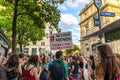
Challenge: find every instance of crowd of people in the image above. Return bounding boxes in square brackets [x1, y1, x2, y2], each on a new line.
[0, 44, 120, 80]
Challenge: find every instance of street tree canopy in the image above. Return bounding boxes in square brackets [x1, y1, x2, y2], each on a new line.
[0, 0, 66, 53]
[64, 44, 80, 55]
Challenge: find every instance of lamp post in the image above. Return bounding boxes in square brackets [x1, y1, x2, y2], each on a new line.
[49, 24, 53, 56]
[94, 0, 105, 43]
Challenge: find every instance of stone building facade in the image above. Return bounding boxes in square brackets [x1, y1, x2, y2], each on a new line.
[80, 0, 120, 56]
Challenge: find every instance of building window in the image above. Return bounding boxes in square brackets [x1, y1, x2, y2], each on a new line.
[85, 26, 89, 35]
[105, 29, 120, 42]
[84, 12, 87, 18]
[41, 42, 45, 46]
[32, 48, 37, 54]
[24, 48, 29, 54]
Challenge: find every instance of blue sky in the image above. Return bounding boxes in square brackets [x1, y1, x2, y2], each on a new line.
[58, 0, 91, 45]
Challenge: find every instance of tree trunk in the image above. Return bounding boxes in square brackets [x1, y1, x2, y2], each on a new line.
[12, 0, 19, 53]
[19, 43, 23, 53]
[18, 34, 23, 53]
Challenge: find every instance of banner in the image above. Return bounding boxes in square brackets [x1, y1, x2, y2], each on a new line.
[50, 31, 73, 50]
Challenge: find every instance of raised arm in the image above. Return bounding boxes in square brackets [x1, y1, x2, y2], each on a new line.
[83, 55, 91, 62]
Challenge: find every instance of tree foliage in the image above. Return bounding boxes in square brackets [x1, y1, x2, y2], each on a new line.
[0, 0, 66, 53]
[64, 44, 80, 55]
[16, 15, 45, 52]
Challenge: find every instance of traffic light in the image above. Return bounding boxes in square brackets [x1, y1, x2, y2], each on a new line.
[93, 16, 100, 26]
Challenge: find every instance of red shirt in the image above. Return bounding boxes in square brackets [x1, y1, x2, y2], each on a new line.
[23, 67, 35, 80]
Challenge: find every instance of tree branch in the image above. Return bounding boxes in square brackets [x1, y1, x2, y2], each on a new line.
[17, 12, 34, 18]
[17, 13, 29, 16]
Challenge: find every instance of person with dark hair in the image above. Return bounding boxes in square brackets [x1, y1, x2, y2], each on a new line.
[70, 56, 79, 80]
[40, 56, 49, 80]
[18, 53, 25, 80]
[83, 55, 95, 80]
[18, 53, 25, 67]
[6, 53, 20, 80]
[47, 50, 69, 80]
[0, 57, 8, 80]
[96, 44, 120, 80]
[78, 55, 84, 80]
[52, 55, 56, 61]
[23, 54, 42, 80]
[55, 50, 63, 59]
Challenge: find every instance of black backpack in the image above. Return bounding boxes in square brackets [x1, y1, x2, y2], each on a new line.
[51, 61, 65, 80]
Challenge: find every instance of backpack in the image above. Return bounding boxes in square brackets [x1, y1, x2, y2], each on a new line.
[51, 61, 65, 80]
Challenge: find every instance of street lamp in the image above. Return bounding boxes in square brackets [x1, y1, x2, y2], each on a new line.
[49, 25, 53, 56]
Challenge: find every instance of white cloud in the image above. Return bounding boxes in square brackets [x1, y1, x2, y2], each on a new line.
[72, 31, 80, 45]
[59, 5, 67, 10]
[72, 32, 80, 39]
[66, 0, 91, 8]
[58, 0, 91, 44]
[59, 13, 80, 44]
[60, 13, 79, 27]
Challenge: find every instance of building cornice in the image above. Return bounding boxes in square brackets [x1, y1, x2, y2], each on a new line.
[79, 1, 93, 15]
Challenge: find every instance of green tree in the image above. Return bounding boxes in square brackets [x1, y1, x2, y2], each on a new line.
[64, 44, 80, 55]
[56, 27, 62, 33]
[16, 15, 45, 52]
[0, 0, 66, 53]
